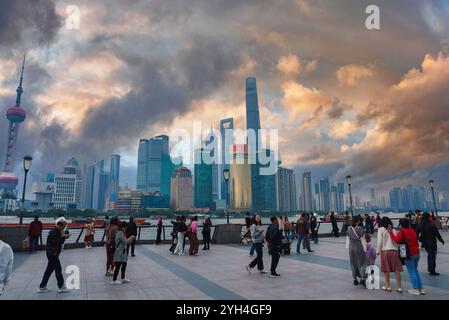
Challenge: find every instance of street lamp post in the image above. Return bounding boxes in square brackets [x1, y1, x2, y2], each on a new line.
[429, 180, 438, 216]
[223, 168, 230, 224]
[346, 175, 354, 219]
[20, 155, 33, 225]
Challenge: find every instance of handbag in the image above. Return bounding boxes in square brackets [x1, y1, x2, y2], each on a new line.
[397, 230, 409, 260]
[22, 237, 29, 250]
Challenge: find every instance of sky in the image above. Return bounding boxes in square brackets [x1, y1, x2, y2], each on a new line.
[1, 0, 449, 199]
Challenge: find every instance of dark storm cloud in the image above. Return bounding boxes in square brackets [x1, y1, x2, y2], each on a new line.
[0, 0, 62, 51]
[75, 34, 241, 159]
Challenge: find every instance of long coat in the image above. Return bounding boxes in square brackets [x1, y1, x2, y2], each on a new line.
[113, 230, 134, 263]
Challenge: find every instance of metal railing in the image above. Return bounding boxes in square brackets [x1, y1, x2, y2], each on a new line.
[34, 217, 408, 249]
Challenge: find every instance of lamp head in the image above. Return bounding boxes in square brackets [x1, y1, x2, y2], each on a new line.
[429, 180, 434, 188]
[23, 156, 33, 172]
[346, 175, 352, 185]
[223, 168, 230, 181]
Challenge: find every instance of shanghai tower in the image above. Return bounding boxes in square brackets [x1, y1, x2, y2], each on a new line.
[0, 57, 27, 197]
[245, 77, 263, 211]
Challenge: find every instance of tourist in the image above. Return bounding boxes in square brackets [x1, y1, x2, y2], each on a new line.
[202, 216, 212, 250]
[364, 214, 374, 235]
[37, 220, 71, 293]
[374, 212, 381, 230]
[295, 213, 314, 254]
[330, 212, 339, 237]
[376, 217, 403, 292]
[156, 216, 163, 245]
[284, 217, 292, 242]
[278, 216, 284, 238]
[341, 212, 350, 236]
[105, 216, 119, 276]
[169, 216, 180, 254]
[310, 215, 318, 244]
[174, 216, 188, 256]
[248, 214, 257, 257]
[245, 212, 252, 230]
[388, 218, 425, 295]
[347, 215, 368, 287]
[104, 215, 110, 229]
[417, 212, 445, 276]
[188, 216, 199, 256]
[365, 234, 376, 266]
[0, 240, 13, 296]
[28, 215, 43, 253]
[126, 216, 138, 257]
[245, 214, 266, 274]
[265, 216, 283, 278]
[84, 218, 95, 249]
[111, 221, 136, 285]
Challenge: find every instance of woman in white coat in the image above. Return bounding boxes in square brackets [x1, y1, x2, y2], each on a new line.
[0, 240, 14, 296]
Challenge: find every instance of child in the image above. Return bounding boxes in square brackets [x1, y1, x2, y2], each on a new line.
[365, 234, 376, 266]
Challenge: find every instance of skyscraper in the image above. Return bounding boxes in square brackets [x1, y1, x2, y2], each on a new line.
[337, 182, 345, 212]
[389, 187, 401, 212]
[319, 178, 330, 212]
[276, 167, 297, 212]
[53, 158, 83, 209]
[301, 172, 313, 212]
[314, 182, 320, 211]
[170, 167, 193, 211]
[230, 144, 252, 211]
[109, 155, 120, 192]
[219, 118, 234, 200]
[83, 160, 106, 210]
[245, 77, 274, 211]
[194, 148, 213, 208]
[0, 57, 27, 198]
[330, 186, 338, 211]
[136, 135, 174, 195]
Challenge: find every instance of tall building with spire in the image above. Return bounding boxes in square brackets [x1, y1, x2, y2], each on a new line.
[0, 56, 27, 198]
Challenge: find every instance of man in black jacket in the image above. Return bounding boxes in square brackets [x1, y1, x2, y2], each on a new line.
[417, 212, 445, 276]
[126, 216, 138, 257]
[38, 220, 70, 293]
[265, 216, 283, 278]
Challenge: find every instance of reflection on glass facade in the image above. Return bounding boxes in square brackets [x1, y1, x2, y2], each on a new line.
[230, 144, 252, 211]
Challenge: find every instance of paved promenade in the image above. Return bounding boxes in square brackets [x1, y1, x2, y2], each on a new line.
[1, 232, 448, 300]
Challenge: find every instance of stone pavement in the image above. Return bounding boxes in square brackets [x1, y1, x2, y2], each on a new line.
[1, 231, 448, 300]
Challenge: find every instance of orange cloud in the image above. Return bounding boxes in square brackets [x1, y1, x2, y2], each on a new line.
[336, 64, 375, 86]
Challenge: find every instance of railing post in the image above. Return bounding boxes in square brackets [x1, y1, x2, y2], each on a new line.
[138, 226, 141, 241]
[163, 226, 166, 241]
[76, 227, 84, 244]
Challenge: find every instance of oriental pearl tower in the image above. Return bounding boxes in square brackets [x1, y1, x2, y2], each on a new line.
[0, 56, 27, 198]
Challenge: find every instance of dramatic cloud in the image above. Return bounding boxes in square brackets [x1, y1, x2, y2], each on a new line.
[336, 53, 449, 186]
[277, 54, 301, 77]
[336, 64, 375, 86]
[0, 0, 61, 51]
[1, 0, 449, 197]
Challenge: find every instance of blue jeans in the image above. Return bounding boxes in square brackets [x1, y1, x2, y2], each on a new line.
[296, 234, 311, 253]
[249, 243, 256, 256]
[405, 255, 422, 289]
[284, 230, 291, 242]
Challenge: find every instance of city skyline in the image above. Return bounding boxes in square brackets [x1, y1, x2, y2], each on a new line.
[1, 1, 449, 202]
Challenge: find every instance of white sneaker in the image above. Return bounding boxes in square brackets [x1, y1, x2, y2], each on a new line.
[110, 280, 122, 285]
[37, 287, 51, 293]
[57, 286, 70, 293]
[420, 289, 426, 295]
[121, 278, 130, 284]
[408, 289, 421, 296]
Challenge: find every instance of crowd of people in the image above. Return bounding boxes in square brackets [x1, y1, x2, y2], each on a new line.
[346, 211, 445, 296]
[0, 210, 446, 297]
